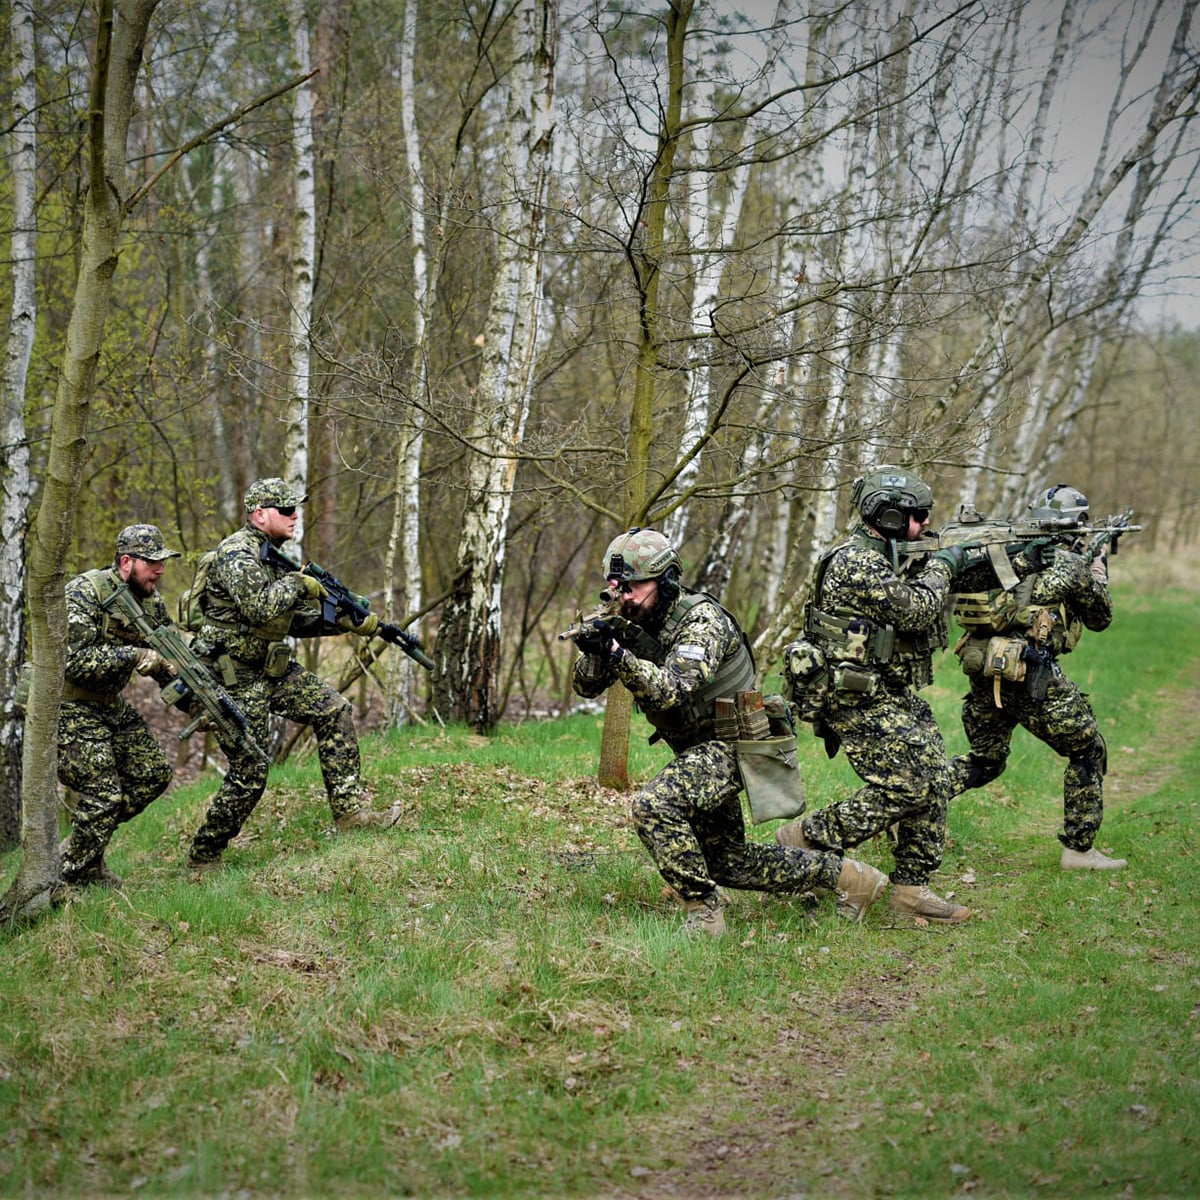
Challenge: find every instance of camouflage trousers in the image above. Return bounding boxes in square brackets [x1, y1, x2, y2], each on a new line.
[804, 688, 952, 886]
[631, 738, 841, 904]
[189, 659, 363, 862]
[58, 698, 173, 879]
[951, 672, 1107, 852]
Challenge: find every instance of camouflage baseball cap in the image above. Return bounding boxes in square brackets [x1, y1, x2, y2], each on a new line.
[115, 524, 181, 561]
[243, 477, 308, 512]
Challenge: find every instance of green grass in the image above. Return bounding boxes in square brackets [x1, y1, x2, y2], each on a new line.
[2, 571, 1198, 1198]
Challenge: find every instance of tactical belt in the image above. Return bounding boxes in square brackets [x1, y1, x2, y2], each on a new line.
[62, 682, 120, 704]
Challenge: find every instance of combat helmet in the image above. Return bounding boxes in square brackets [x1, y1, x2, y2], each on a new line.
[851, 465, 934, 537]
[602, 529, 681, 583]
[1029, 483, 1089, 528]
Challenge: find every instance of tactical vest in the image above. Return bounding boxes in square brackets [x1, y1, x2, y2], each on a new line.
[635, 590, 757, 748]
[953, 576, 1082, 656]
[803, 533, 944, 674]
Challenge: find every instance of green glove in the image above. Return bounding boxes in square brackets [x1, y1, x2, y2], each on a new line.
[932, 542, 987, 576]
[292, 572, 328, 601]
[338, 612, 380, 637]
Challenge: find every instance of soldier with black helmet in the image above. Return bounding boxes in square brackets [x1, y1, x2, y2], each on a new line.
[185, 478, 400, 872]
[571, 528, 889, 938]
[949, 483, 1125, 870]
[776, 465, 977, 924]
[57, 524, 183, 888]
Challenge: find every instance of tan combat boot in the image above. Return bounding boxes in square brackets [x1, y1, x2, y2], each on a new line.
[775, 818, 813, 849]
[835, 859, 888, 922]
[1061, 846, 1127, 871]
[335, 802, 403, 833]
[683, 895, 727, 938]
[888, 884, 970, 924]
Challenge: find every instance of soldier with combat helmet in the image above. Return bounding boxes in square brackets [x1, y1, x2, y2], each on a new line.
[776, 465, 979, 924]
[571, 528, 889, 938]
[949, 484, 1125, 870]
[58, 524, 183, 889]
[186, 478, 400, 872]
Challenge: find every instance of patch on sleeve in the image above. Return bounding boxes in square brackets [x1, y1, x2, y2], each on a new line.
[882, 579, 914, 610]
[674, 643, 706, 663]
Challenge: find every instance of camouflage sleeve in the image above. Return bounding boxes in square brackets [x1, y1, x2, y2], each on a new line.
[64, 575, 138, 692]
[613, 601, 734, 711]
[572, 651, 619, 699]
[210, 538, 308, 628]
[1032, 550, 1113, 632]
[822, 542, 951, 634]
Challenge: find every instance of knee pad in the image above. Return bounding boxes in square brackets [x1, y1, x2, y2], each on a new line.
[962, 754, 1004, 791]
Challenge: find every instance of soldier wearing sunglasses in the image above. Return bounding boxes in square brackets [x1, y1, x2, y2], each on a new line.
[186, 478, 400, 873]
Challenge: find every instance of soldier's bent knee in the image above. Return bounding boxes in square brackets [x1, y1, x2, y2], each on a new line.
[962, 754, 1004, 790]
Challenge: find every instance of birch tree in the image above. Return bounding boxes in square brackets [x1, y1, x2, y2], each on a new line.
[2, 0, 162, 922]
[432, 0, 560, 731]
[0, 0, 38, 850]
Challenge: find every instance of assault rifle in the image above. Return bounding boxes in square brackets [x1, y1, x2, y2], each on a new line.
[558, 589, 666, 664]
[260, 543, 435, 671]
[902, 504, 1141, 588]
[98, 583, 268, 763]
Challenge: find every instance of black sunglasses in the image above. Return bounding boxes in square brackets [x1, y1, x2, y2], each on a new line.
[273, 505, 298, 517]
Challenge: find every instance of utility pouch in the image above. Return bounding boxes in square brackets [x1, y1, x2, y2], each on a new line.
[982, 637, 1027, 683]
[831, 664, 878, 697]
[782, 639, 828, 723]
[12, 661, 33, 715]
[263, 640, 292, 679]
[955, 634, 990, 677]
[1025, 658, 1052, 702]
[737, 734, 805, 824]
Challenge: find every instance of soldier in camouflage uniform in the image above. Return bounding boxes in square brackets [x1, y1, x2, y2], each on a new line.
[186, 478, 400, 871]
[571, 529, 889, 938]
[776, 466, 978, 924]
[949, 484, 1125, 870]
[58, 525, 183, 888]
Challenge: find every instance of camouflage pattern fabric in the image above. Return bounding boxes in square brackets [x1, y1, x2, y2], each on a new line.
[951, 546, 1113, 852]
[573, 594, 841, 904]
[801, 533, 956, 886]
[58, 567, 176, 882]
[189, 660, 362, 861]
[188, 525, 364, 862]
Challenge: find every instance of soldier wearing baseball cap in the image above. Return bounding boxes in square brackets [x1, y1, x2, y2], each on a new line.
[57, 523, 185, 890]
[242, 477, 308, 512]
[186, 474, 400, 875]
[115, 524, 182, 562]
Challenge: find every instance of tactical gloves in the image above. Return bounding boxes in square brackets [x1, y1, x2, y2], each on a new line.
[575, 619, 618, 657]
[133, 647, 164, 676]
[932, 541, 987, 577]
[338, 612, 380, 637]
[292, 571, 329, 601]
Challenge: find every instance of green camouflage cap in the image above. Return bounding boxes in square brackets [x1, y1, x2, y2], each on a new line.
[115, 524, 181, 561]
[243, 477, 307, 512]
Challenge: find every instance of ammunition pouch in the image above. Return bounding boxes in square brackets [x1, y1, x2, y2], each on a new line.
[829, 663, 879, 698]
[807, 606, 895, 665]
[263, 640, 292, 679]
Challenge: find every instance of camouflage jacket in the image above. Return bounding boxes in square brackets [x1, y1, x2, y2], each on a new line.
[197, 525, 330, 667]
[806, 528, 954, 691]
[1005, 543, 1113, 652]
[572, 590, 755, 746]
[64, 567, 173, 699]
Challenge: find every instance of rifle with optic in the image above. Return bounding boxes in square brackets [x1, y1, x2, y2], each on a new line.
[260, 543, 435, 671]
[98, 582, 268, 763]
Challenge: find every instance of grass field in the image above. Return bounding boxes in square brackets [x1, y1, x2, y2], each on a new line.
[2, 565, 1197, 1198]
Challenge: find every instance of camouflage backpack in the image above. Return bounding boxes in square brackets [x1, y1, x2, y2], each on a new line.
[177, 550, 217, 632]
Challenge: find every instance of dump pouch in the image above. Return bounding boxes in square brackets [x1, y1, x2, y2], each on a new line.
[737, 734, 806, 824]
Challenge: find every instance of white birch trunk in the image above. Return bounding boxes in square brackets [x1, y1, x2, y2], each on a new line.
[283, 0, 315, 549]
[432, 0, 558, 730]
[0, 0, 38, 846]
[383, 0, 434, 725]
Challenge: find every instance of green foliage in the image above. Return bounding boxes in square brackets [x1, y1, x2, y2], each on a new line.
[0, 581, 1197, 1196]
